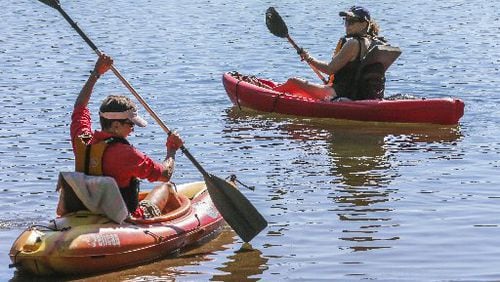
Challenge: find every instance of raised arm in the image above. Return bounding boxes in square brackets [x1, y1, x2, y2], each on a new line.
[74, 54, 113, 108]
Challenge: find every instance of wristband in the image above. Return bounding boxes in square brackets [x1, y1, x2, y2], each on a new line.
[89, 70, 101, 79]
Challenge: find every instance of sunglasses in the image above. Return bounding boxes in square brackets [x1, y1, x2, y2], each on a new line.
[120, 120, 135, 127]
[344, 17, 364, 25]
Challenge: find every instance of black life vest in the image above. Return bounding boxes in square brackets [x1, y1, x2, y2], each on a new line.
[333, 35, 370, 100]
[333, 35, 400, 100]
[353, 41, 402, 100]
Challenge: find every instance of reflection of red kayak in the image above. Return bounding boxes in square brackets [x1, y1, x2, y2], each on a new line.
[9, 182, 225, 276]
[222, 72, 465, 125]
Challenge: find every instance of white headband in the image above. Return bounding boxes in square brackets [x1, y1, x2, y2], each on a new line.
[99, 109, 148, 127]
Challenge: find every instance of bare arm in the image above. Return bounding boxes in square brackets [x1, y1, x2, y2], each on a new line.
[74, 71, 100, 108]
[74, 54, 114, 108]
[302, 39, 360, 75]
[157, 132, 183, 182]
[158, 148, 177, 181]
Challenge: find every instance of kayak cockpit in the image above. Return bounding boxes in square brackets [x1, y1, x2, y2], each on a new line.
[56, 172, 208, 224]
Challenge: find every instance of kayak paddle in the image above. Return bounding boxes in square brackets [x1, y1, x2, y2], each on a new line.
[265, 7, 328, 84]
[38, 0, 267, 243]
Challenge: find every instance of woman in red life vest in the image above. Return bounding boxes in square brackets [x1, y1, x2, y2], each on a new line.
[70, 54, 183, 218]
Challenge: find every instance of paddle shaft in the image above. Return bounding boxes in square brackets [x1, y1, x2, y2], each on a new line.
[39, 0, 267, 242]
[286, 35, 328, 84]
[53, 4, 208, 176]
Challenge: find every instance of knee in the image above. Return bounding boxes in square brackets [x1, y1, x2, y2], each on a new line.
[143, 183, 172, 211]
[287, 77, 307, 86]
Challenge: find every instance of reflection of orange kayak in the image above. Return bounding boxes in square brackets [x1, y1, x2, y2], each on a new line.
[9, 182, 224, 276]
[222, 72, 465, 125]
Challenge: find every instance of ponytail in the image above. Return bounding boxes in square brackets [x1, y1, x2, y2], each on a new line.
[368, 19, 380, 37]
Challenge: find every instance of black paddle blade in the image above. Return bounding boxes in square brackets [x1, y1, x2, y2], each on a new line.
[204, 174, 267, 242]
[266, 7, 288, 38]
[38, 0, 60, 9]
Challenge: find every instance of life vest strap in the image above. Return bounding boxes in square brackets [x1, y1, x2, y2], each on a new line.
[75, 136, 129, 176]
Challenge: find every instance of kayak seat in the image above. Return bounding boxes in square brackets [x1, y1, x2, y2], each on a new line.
[352, 45, 402, 100]
[56, 172, 132, 224]
[57, 174, 88, 214]
[361, 45, 402, 73]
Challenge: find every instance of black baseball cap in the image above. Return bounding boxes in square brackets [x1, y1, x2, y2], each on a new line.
[339, 6, 371, 21]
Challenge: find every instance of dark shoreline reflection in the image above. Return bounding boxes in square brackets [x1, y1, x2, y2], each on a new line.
[223, 107, 463, 252]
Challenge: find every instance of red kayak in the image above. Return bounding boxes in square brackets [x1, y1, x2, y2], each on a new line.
[9, 181, 225, 275]
[222, 72, 464, 125]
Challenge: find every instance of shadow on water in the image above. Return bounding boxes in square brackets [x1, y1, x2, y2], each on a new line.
[223, 107, 463, 252]
[212, 243, 268, 282]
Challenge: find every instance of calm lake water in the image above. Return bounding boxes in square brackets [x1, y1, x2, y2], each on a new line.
[2, 0, 500, 281]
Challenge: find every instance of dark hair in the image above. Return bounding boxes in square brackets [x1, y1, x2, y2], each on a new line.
[99, 95, 137, 129]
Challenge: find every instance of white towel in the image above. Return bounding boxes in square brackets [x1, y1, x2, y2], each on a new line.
[56, 172, 128, 224]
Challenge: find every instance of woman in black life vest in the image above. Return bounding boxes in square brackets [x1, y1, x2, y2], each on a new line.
[274, 6, 380, 101]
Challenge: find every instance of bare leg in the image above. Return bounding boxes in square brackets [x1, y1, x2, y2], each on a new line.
[274, 77, 336, 100]
[142, 183, 173, 213]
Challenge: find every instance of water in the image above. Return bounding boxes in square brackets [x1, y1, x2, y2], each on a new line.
[1, 0, 500, 280]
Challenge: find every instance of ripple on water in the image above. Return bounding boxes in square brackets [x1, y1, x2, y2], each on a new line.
[2, 0, 500, 280]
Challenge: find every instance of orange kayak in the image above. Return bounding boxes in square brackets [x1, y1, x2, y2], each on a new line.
[222, 72, 465, 125]
[9, 181, 225, 276]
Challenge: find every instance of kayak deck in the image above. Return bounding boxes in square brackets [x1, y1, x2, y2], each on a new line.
[9, 181, 225, 276]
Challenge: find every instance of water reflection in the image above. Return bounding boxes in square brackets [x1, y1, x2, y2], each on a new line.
[212, 243, 268, 281]
[223, 108, 462, 252]
[282, 122, 393, 187]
